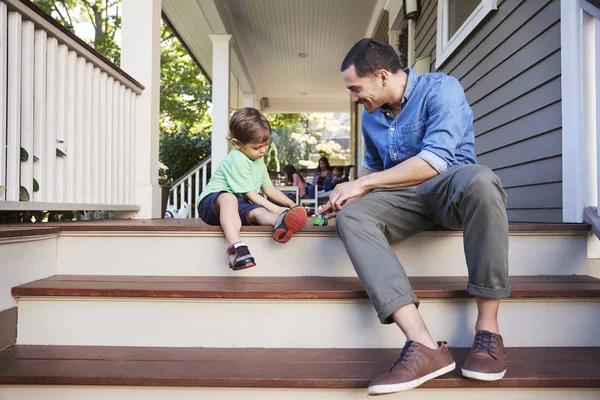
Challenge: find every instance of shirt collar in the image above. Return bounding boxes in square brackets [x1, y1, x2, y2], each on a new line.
[379, 68, 418, 117]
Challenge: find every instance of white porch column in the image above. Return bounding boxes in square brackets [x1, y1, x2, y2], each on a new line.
[210, 35, 231, 175]
[243, 93, 256, 108]
[121, 0, 162, 218]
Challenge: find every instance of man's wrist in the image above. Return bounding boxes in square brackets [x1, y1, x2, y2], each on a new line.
[358, 174, 374, 191]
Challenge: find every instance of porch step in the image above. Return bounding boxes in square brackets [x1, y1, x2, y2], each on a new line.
[0, 345, 599, 390]
[12, 275, 600, 299]
[42, 221, 596, 277]
[12, 275, 600, 348]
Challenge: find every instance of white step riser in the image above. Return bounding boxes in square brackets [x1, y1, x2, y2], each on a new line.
[0, 387, 598, 400]
[16, 298, 600, 348]
[56, 233, 594, 277]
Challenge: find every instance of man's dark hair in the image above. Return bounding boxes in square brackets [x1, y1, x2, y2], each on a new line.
[341, 38, 401, 77]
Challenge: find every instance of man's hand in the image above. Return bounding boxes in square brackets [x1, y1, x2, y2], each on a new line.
[318, 180, 369, 218]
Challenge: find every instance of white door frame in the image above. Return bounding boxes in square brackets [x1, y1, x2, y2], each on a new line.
[561, 0, 599, 222]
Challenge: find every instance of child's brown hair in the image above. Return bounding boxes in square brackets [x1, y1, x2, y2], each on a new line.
[229, 107, 272, 144]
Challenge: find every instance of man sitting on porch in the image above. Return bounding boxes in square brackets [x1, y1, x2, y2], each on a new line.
[318, 38, 510, 395]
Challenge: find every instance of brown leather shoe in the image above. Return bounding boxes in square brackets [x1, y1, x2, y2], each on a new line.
[461, 330, 507, 381]
[367, 341, 455, 395]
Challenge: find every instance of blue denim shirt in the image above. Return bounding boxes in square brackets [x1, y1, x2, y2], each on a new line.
[362, 68, 477, 174]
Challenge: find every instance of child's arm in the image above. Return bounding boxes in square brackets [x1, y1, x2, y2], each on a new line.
[262, 185, 297, 208]
[245, 190, 289, 214]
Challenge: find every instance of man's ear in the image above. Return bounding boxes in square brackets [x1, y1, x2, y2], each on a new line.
[378, 70, 389, 87]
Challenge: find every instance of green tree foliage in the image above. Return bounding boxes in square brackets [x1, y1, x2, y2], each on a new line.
[159, 131, 210, 183]
[34, 0, 121, 65]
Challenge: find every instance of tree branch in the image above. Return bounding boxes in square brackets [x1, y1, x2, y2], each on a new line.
[57, 1, 75, 28]
[81, 0, 97, 30]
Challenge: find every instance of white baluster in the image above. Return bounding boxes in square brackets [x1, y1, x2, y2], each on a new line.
[202, 165, 207, 190]
[65, 51, 76, 203]
[91, 67, 100, 204]
[187, 176, 192, 212]
[118, 86, 125, 204]
[0, 3, 6, 201]
[173, 185, 178, 209]
[74, 56, 85, 203]
[180, 182, 186, 211]
[123, 89, 131, 204]
[55, 44, 67, 203]
[44, 37, 57, 202]
[20, 21, 34, 202]
[98, 72, 107, 204]
[105, 76, 114, 204]
[112, 80, 119, 204]
[6, 12, 22, 202]
[32, 30, 46, 202]
[129, 92, 136, 204]
[195, 170, 200, 217]
[82, 62, 92, 204]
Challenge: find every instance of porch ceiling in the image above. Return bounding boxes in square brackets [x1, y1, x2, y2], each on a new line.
[162, 0, 379, 113]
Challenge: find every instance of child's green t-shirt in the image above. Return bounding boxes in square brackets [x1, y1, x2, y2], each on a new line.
[197, 148, 272, 206]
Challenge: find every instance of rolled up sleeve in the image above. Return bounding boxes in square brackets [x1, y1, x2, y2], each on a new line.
[416, 78, 474, 174]
[363, 126, 384, 172]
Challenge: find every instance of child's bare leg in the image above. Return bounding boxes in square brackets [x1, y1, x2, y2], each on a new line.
[247, 207, 279, 227]
[215, 193, 242, 245]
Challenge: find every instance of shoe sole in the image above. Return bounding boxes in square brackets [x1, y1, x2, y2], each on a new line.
[229, 260, 256, 271]
[461, 367, 506, 381]
[273, 207, 307, 243]
[367, 362, 456, 396]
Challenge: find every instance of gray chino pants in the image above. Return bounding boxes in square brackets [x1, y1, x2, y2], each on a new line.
[336, 164, 510, 324]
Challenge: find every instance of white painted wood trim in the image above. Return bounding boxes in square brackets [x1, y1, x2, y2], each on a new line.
[365, 0, 388, 37]
[98, 73, 108, 205]
[82, 62, 93, 204]
[55, 44, 68, 203]
[435, 0, 498, 69]
[6, 11, 22, 202]
[111, 80, 119, 204]
[105, 77, 114, 204]
[0, 3, 6, 201]
[2, 0, 143, 94]
[210, 35, 232, 176]
[65, 51, 76, 203]
[32, 30, 47, 202]
[596, 17, 600, 217]
[91, 68, 100, 204]
[20, 20, 34, 201]
[117, 86, 126, 205]
[74, 57, 85, 203]
[561, 0, 587, 222]
[0, 202, 140, 211]
[44, 37, 57, 202]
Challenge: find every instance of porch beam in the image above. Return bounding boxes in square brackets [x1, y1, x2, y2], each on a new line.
[210, 35, 232, 176]
[121, 0, 162, 218]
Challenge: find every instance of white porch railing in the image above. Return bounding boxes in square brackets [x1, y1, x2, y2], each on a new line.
[168, 156, 211, 218]
[0, 0, 143, 212]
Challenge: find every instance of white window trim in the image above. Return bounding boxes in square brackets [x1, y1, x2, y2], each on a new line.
[435, 0, 498, 69]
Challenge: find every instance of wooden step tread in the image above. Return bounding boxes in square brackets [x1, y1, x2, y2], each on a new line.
[12, 275, 600, 299]
[0, 221, 590, 238]
[0, 345, 598, 388]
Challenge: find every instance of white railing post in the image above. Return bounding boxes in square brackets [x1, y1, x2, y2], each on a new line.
[6, 11, 22, 202]
[20, 20, 34, 201]
[0, 3, 6, 201]
[55, 44, 67, 203]
[44, 37, 57, 202]
[65, 50, 76, 203]
[32, 29, 46, 202]
[121, 0, 162, 218]
[210, 35, 231, 176]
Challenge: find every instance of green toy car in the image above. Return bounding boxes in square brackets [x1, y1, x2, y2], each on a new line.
[313, 214, 328, 226]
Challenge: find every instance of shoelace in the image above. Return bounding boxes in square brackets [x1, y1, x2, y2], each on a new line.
[390, 341, 417, 370]
[474, 331, 496, 353]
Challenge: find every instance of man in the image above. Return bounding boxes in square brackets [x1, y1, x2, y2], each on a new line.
[318, 38, 510, 395]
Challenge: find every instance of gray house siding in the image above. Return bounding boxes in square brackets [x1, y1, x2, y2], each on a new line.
[415, 0, 562, 222]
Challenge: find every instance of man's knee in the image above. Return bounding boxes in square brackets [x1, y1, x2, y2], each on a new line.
[335, 204, 363, 234]
[464, 167, 506, 205]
